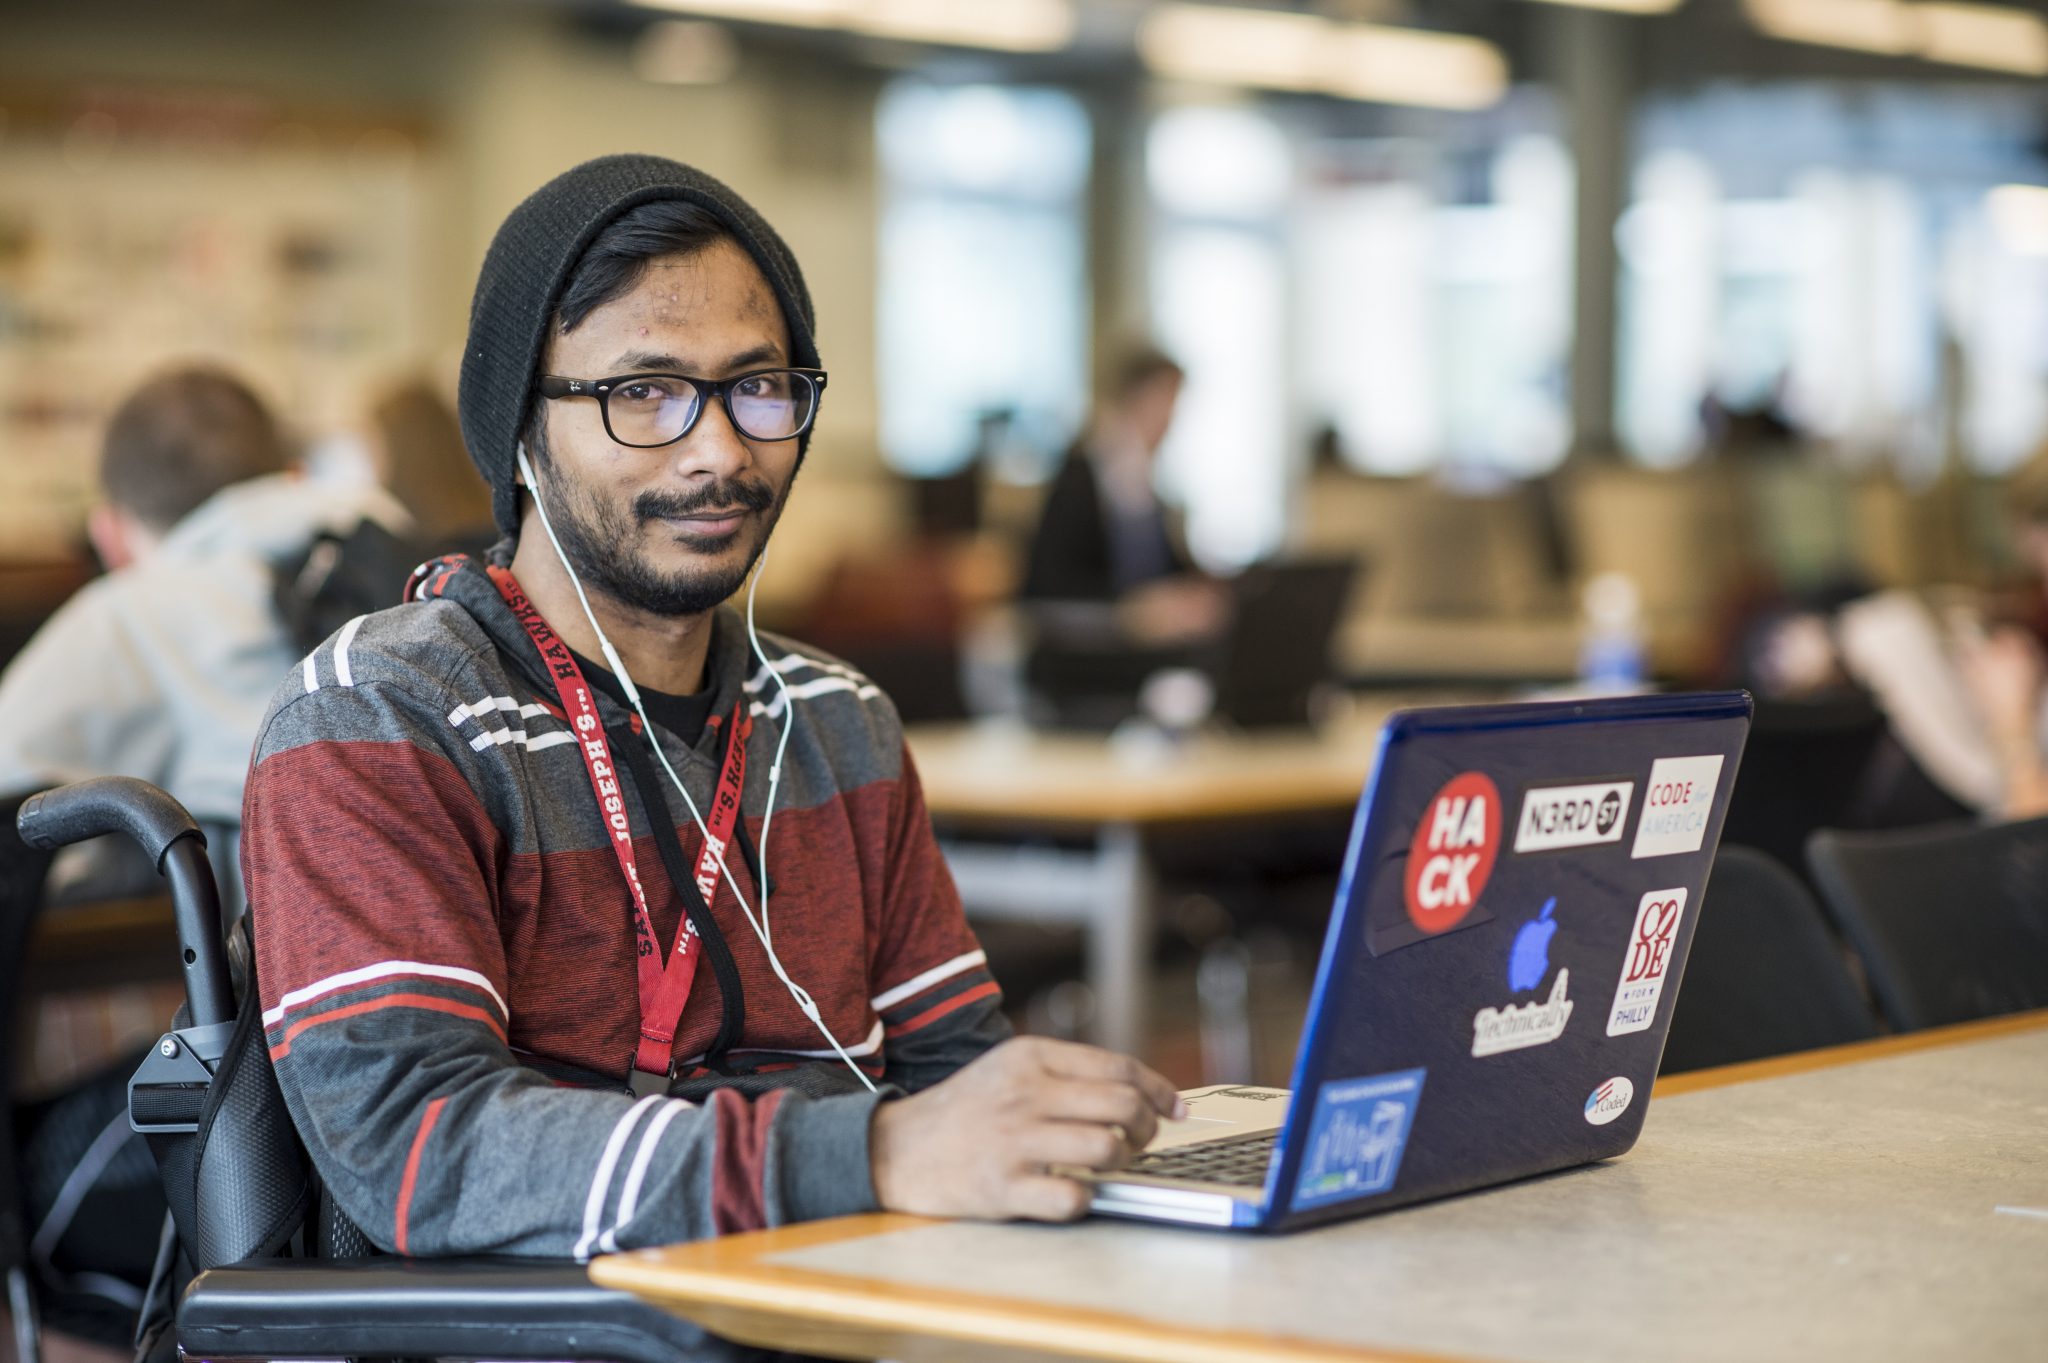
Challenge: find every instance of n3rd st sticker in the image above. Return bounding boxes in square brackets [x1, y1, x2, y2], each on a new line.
[1631, 755, 1725, 859]
[1605, 887, 1687, 1036]
[1292, 1068, 1425, 1211]
[1513, 781, 1633, 854]
[1403, 772, 1501, 936]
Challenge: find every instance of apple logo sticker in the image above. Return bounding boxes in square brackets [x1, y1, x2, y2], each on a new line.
[1508, 896, 1558, 992]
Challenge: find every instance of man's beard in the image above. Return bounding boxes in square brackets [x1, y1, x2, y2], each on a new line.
[530, 428, 790, 618]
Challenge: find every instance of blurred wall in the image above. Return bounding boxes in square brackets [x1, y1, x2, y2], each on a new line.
[0, 0, 889, 482]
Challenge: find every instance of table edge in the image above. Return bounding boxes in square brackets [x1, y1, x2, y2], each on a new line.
[591, 1009, 2048, 1363]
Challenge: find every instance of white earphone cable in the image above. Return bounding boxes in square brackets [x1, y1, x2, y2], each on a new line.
[742, 546, 796, 950]
[516, 445, 875, 1092]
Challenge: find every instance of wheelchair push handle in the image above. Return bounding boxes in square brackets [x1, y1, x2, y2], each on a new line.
[18, 774, 202, 863]
[16, 776, 234, 1028]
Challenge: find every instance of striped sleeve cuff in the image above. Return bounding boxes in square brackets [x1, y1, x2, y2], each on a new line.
[872, 949, 1002, 1038]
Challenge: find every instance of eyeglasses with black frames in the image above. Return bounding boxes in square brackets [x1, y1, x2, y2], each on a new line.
[536, 368, 828, 448]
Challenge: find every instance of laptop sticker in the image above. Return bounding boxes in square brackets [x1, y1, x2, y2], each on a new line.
[1605, 887, 1688, 1036]
[1630, 755, 1725, 858]
[1370, 771, 1503, 956]
[1584, 1075, 1635, 1125]
[1471, 897, 1575, 1057]
[1406, 771, 1500, 930]
[1292, 1068, 1425, 1211]
[1513, 780, 1634, 854]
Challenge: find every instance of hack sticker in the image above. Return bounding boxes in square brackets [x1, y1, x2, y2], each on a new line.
[1403, 771, 1501, 934]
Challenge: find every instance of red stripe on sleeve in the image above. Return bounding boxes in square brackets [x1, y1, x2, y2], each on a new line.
[394, 1096, 449, 1255]
[709, 1088, 787, 1236]
[891, 979, 1001, 1037]
[268, 993, 506, 1061]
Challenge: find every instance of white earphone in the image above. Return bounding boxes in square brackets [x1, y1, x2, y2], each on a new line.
[517, 443, 876, 1093]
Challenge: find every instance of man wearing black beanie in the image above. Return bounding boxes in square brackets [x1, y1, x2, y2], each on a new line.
[238, 154, 1181, 1275]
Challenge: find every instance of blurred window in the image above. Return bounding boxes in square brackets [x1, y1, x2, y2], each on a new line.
[1620, 84, 2048, 474]
[1302, 132, 1573, 479]
[876, 82, 1091, 475]
[1149, 104, 1573, 568]
[1148, 104, 1293, 569]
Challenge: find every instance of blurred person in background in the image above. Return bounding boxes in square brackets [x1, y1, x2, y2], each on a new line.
[0, 363, 399, 897]
[1019, 344, 1224, 645]
[1832, 450, 2048, 823]
[365, 374, 500, 559]
[1955, 446, 2048, 819]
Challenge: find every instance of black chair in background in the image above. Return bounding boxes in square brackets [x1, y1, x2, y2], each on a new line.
[3, 790, 57, 1363]
[1660, 845, 1881, 1075]
[1807, 816, 2048, 1032]
[1717, 696, 1887, 885]
[15, 777, 720, 1363]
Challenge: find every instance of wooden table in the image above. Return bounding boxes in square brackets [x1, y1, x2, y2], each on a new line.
[591, 1012, 2048, 1363]
[905, 699, 1452, 1056]
[24, 894, 179, 992]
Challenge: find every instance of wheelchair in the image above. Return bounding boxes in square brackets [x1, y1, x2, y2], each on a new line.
[11, 776, 743, 1363]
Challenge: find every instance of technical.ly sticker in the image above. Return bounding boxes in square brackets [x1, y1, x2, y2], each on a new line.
[1471, 897, 1574, 1057]
[1291, 1068, 1425, 1211]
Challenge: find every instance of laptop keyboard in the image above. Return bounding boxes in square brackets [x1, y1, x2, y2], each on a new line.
[1124, 1130, 1279, 1187]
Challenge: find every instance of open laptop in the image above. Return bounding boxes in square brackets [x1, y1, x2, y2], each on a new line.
[1208, 557, 1357, 729]
[1029, 556, 1359, 730]
[1083, 691, 1753, 1232]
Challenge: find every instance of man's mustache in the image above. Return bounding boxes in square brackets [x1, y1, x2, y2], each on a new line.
[634, 478, 775, 520]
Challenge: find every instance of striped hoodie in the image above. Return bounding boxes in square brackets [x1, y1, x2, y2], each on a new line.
[241, 550, 1007, 1259]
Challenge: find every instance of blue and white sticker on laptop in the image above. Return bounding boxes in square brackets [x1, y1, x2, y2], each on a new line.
[1291, 1068, 1425, 1211]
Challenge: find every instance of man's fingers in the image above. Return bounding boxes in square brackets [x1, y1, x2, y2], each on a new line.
[1034, 1078, 1161, 1152]
[1023, 1119, 1136, 1172]
[1027, 1039, 1187, 1119]
[1007, 1173, 1093, 1222]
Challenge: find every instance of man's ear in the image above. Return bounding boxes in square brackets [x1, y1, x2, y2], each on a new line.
[86, 503, 153, 571]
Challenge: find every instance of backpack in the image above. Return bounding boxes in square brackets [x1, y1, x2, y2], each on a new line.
[272, 518, 422, 655]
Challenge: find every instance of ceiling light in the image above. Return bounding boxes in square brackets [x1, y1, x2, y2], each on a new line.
[860, 0, 1075, 52]
[1138, 3, 1508, 111]
[1987, 184, 2048, 257]
[1323, 26, 1510, 111]
[638, 0, 844, 28]
[1742, 0, 1920, 54]
[1516, 0, 1686, 14]
[634, 0, 1075, 52]
[1137, 5, 1327, 92]
[1915, 1, 2048, 73]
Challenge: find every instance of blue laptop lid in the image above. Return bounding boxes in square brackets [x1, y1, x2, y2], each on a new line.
[1263, 691, 1752, 1231]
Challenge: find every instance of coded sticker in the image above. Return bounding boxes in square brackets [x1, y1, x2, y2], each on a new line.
[1584, 1075, 1635, 1126]
[1631, 755, 1725, 859]
[1514, 781, 1634, 854]
[1291, 1068, 1425, 1211]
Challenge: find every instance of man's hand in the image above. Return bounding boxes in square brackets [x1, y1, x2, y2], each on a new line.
[869, 1036, 1186, 1222]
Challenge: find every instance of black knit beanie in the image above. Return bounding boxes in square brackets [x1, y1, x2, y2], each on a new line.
[458, 153, 822, 535]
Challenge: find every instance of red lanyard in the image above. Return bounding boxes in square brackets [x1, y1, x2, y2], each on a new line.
[487, 566, 751, 1085]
